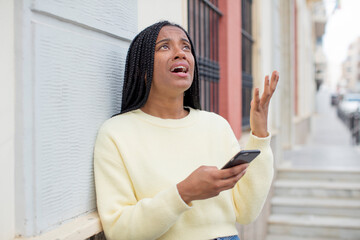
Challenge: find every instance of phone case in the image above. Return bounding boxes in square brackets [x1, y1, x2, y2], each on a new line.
[221, 150, 260, 169]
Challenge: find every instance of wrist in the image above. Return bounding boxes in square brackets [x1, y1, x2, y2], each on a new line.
[177, 182, 193, 205]
[252, 130, 269, 138]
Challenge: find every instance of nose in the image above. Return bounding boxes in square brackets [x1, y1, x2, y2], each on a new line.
[174, 46, 186, 60]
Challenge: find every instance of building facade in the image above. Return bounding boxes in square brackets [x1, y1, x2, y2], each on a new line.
[0, 0, 326, 239]
[341, 37, 360, 92]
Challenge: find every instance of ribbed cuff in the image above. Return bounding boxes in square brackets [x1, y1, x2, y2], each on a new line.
[245, 131, 272, 150]
[156, 185, 192, 221]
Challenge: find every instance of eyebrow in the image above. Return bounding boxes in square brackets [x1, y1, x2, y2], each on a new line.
[155, 38, 190, 45]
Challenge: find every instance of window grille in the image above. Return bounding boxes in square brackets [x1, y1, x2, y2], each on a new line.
[241, 0, 254, 127]
[188, 0, 222, 113]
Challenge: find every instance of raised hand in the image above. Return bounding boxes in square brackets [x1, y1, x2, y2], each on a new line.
[250, 71, 279, 138]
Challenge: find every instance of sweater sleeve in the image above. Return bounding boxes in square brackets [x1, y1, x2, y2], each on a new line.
[94, 124, 191, 240]
[232, 132, 274, 224]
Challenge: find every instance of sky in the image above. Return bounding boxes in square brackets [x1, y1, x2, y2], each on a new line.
[322, 0, 360, 89]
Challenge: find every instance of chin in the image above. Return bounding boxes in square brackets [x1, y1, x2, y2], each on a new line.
[176, 80, 193, 90]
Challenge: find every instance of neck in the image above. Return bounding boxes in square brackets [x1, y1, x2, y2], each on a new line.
[141, 94, 188, 119]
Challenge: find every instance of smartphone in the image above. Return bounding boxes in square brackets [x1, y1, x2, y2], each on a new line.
[221, 150, 261, 169]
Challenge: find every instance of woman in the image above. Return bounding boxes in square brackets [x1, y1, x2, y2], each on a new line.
[94, 21, 279, 240]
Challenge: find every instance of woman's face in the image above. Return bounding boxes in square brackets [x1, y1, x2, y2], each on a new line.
[151, 25, 195, 98]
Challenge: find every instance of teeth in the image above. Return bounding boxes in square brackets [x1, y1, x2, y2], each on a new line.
[171, 66, 186, 72]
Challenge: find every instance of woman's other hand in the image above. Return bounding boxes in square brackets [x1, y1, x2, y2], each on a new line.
[177, 164, 248, 205]
[250, 71, 279, 138]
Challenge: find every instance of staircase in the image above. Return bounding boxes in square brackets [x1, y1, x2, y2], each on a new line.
[266, 168, 360, 240]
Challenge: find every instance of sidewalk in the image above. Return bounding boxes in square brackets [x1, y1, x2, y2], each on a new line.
[283, 86, 360, 170]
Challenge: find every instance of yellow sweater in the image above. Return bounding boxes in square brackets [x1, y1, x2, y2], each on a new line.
[94, 108, 273, 240]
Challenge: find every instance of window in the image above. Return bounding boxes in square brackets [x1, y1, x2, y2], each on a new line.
[188, 0, 221, 113]
[241, 0, 254, 127]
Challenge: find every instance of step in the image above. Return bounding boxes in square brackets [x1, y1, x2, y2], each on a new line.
[266, 234, 339, 240]
[271, 196, 360, 217]
[268, 214, 360, 239]
[277, 167, 360, 182]
[274, 179, 360, 198]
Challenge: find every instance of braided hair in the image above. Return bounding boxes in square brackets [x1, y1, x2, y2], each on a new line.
[115, 21, 201, 116]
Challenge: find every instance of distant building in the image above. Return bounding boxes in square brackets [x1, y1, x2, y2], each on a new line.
[341, 37, 360, 92]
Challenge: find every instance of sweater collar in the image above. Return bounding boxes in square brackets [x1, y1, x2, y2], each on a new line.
[131, 107, 198, 128]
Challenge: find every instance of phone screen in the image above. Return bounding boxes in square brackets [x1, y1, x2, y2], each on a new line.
[221, 150, 260, 169]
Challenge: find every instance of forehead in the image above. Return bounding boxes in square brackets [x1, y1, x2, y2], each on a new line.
[157, 26, 189, 41]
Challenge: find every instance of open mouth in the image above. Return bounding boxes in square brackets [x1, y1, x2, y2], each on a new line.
[170, 66, 188, 73]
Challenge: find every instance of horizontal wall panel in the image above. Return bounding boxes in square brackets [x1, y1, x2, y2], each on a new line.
[33, 0, 137, 40]
[33, 22, 126, 233]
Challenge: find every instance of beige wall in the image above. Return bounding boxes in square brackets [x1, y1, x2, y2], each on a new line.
[0, 0, 15, 239]
[296, 0, 316, 119]
[290, 0, 317, 146]
[252, 0, 287, 163]
[280, 0, 296, 152]
[137, 0, 188, 32]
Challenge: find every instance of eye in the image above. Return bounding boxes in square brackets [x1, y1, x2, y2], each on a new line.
[159, 44, 169, 50]
[183, 44, 191, 51]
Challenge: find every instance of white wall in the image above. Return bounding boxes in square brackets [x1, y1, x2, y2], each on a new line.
[14, 0, 137, 237]
[0, 0, 15, 239]
[269, 0, 283, 164]
[271, 0, 282, 127]
[137, 0, 188, 32]
[279, 0, 296, 152]
[296, 0, 316, 118]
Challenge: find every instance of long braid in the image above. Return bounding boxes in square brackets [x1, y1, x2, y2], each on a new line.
[126, 31, 146, 108]
[183, 30, 200, 109]
[114, 21, 201, 117]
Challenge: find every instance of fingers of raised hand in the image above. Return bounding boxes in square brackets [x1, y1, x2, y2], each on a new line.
[252, 88, 261, 110]
[260, 71, 279, 106]
[261, 75, 271, 104]
[270, 70, 279, 93]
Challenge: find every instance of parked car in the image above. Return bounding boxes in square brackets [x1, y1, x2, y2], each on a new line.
[337, 93, 360, 124]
